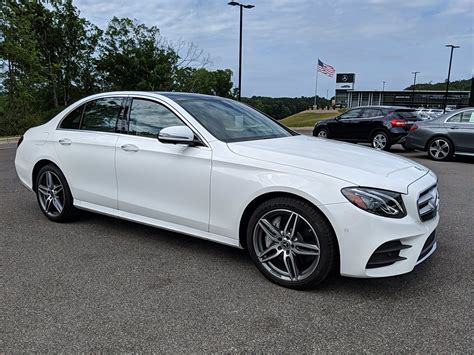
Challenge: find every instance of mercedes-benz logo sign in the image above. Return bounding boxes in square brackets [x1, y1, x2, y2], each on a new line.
[342, 75, 348, 82]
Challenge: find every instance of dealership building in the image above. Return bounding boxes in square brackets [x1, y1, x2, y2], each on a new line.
[335, 73, 471, 108]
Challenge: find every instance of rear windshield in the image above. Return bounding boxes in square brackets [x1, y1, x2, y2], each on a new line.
[392, 109, 420, 121]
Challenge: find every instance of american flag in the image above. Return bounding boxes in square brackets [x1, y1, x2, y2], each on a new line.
[317, 59, 335, 77]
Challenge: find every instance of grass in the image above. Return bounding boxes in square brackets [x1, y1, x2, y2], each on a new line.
[280, 111, 337, 128]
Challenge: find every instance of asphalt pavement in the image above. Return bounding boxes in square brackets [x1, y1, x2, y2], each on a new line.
[1, 140, 473, 352]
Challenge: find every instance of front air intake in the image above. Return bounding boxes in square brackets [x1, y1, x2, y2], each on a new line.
[366, 240, 412, 269]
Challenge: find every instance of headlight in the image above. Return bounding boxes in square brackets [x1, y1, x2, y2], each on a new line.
[341, 187, 406, 218]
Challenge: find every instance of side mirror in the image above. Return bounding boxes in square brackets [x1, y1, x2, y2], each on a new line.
[335, 116, 341, 121]
[158, 126, 195, 145]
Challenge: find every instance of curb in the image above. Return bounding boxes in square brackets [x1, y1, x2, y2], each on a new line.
[0, 136, 20, 145]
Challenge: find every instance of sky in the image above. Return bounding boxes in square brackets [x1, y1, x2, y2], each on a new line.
[75, 0, 473, 98]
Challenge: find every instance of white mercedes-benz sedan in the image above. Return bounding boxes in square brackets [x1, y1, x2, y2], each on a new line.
[15, 92, 439, 289]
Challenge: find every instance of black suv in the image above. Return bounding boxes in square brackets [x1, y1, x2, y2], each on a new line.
[313, 106, 421, 151]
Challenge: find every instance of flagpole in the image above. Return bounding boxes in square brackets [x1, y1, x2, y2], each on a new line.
[314, 62, 319, 109]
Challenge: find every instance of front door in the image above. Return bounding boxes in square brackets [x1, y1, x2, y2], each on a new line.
[331, 108, 363, 140]
[115, 97, 212, 231]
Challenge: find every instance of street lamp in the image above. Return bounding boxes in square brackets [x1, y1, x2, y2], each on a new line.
[444, 44, 460, 113]
[228, 1, 255, 101]
[411, 71, 420, 106]
[381, 81, 386, 105]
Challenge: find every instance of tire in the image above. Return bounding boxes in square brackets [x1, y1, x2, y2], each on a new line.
[371, 131, 391, 151]
[401, 142, 414, 151]
[316, 127, 329, 139]
[427, 137, 453, 161]
[246, 197, 337, 289]
[35, 164, 77, 222]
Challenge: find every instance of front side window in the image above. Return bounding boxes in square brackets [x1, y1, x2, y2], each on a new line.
[340, 109, 362, 119]
[81, 97, 124, 132]
[129, 99, 185, 138]
[168, 96, 292, 143]
[60, 105, 84, 129]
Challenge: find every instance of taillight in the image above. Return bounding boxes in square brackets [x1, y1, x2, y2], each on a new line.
[17, 135, 24, 148]
[390, 119, 408, 127]
[410, 124, 418, 132]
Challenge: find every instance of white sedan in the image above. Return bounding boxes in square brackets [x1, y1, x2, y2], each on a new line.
[15, 92, 439, 289]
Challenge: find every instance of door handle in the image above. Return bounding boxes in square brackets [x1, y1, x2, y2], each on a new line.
[121, 144, 139, 152]
[58, 138, 72, 145]
[450, 126, 459, 130]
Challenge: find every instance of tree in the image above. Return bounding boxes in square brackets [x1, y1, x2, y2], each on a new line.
[97, 17, 178, 91]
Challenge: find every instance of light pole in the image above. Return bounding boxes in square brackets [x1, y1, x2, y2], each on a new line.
[381, 81, 386, 105]
[411, 71, 419, 106]
[444, 44, 460, 113]
[228, 1, 255, 101]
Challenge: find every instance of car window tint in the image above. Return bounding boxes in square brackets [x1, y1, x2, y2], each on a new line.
[394, 110, 419, 121]
[129, 99, 184, 138]
[81, 97, 124, 132]
[447, 113, 462, 123]
[60, 105, 84, 129]
[340, 109, 362, 119]
[460, 110, 474, 123]
[361, 108, 382, 118]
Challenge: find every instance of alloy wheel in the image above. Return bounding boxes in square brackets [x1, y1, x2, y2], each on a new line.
[253, 209, 320, 282]
[317, 129, 328, 138]
[373, 133, 387, 150]
[429, 139, 450, 160]
[37, 171, 65, 217]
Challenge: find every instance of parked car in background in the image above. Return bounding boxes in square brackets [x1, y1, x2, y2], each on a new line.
[15, 92, 439, 289]
[313, 106, 421, 151]
[406, 107, 474, 161]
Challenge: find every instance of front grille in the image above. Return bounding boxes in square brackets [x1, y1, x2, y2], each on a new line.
[366, 240, 412, 269]
[417, 185, 439, 222]
[417, 230, 436, 261]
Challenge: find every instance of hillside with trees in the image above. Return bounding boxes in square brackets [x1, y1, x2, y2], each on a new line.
[405, 78, 472, 91]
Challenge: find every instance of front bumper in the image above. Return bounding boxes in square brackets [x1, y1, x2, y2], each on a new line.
[323, 172, 439, 278]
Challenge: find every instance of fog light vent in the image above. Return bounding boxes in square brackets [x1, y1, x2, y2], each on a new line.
[366, 240, 411, 269]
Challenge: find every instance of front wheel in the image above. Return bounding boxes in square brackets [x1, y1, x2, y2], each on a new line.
[246, 197, 337, 289]
[427, 137, 453, 161]
[372, 131, 391, 151]
[35, 164, 76, 222]
[316, 127, 329, 139]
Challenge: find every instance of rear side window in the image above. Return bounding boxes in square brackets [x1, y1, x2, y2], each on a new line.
[60, 105, 84, 129]
[448, 110, 474, 123]
[81, 97, 124, 132]
[129, 99, 184, 138]
[361, 108, 382, 118]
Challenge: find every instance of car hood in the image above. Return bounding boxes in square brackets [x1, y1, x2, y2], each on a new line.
[228, 135, 429, 193]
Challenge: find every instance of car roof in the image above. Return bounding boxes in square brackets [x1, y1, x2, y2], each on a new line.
[350, 105, 412, 110]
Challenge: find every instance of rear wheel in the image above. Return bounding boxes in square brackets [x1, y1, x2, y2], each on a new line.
[372, 131, 391, 151]
[246, 197, 337, 289]
[427, 137, 453, 161]
[35, 164, 76, 222]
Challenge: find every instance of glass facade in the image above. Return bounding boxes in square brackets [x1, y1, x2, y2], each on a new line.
[335, 90, 470, 108]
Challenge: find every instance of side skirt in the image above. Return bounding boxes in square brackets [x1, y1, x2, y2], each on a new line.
[74, 200, 242, 249]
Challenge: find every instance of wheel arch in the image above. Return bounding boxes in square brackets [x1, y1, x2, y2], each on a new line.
[238, 191, 340, 265]
[424, 134, 455, 152]
[32, 159, 61, 192]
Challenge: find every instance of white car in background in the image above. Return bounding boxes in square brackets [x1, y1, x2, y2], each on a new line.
[15, 92, 439, 289]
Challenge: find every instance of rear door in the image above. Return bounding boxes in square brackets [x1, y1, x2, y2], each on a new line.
[357, 108, 383, 141]
[53, 97, 126, 209]
[445, 109, 474, 153]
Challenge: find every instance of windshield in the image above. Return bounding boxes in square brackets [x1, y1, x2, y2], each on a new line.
[171, 96, 294, 143]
